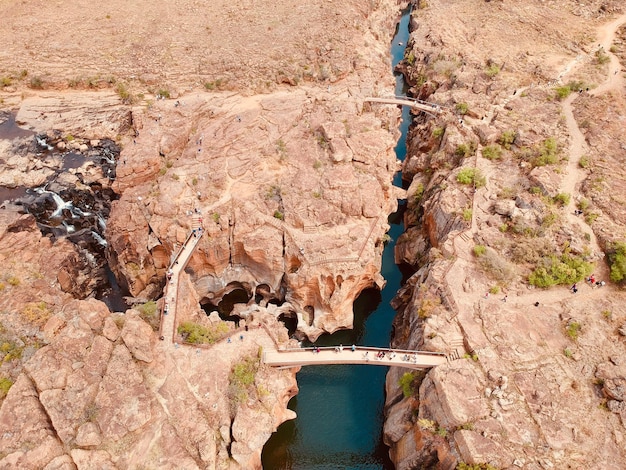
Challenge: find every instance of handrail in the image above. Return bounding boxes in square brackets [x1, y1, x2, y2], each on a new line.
[277, 346, 446, 356]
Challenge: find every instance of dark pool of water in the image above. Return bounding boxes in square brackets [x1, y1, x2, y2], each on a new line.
[0, 186, 28, 204]
[261, 7, 412, 469]
[0, 112, 33, 140]
[62, 152, 87, 170]
[99, 265, 130, 313]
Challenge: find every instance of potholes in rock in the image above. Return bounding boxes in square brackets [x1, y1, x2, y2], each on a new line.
[201, 285, 251, 325]
[200, 281, 290, 329]
[277, 312, 297, 336]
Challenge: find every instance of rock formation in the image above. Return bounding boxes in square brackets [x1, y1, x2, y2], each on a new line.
[108, 86, 400, 340]
[384, 1, 626, 469]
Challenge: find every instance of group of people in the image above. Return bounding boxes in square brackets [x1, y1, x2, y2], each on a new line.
[571, 274, 606, 293]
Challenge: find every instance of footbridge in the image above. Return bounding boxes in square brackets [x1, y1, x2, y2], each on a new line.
[263, 346, 447, 370]
[159, 214, 203, 345]
[364, 96, 443, 114]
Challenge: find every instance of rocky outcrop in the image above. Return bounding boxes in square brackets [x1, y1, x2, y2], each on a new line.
[384, 1, 626, 469]
[0, 299, 298, 469]
[108, 87, 400, 340]
[14, 92, 131, 140]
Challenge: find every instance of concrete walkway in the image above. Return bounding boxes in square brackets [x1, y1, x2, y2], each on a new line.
[263, 346, 448, 370]
[159, 225, 202, 346]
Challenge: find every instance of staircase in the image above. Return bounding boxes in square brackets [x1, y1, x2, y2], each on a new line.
[447, 337, 466, 361]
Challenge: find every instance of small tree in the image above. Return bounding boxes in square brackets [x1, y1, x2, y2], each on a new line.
[609, 242, 626, 283]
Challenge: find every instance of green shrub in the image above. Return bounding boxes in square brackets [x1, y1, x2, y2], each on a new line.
[156, 89, 170, 99]
[137, 301, 159, 330]
[498, 130, 517, 149]
[432, 127, 445, 139]
[473, 245, 486, 257]
[579, 155, 590, 168]
[481, 145, 502, 160]
[585, 212, 599, 224]
[204, 78, 227, 90]
[566, 321, 581, 341]
[553, 192, 571, 206]
[457, 168, 486, 187]
[578, 199, 590, 211]
[554, 85, 572, 100]
[412, 183, 425, 204]
[399, 372, 417, 398]
[455, 102, 469, 115]
[273, 210, 284, 220]
[456, 463, 498, 470]
[489, 285, 500, 294]
[178, 321, 230, 344]
[115, 82, 134, 104]
[462, 208, 473, 222]
[455, 142, 476, 158]
[484, 64, 500, 78]
[533, 137, 559, 166]
[0, 377, 12, 399]
[609, 242, 626, 283]
[29, 76, 44, 89]
[596, 49, 610, 65]
[406, 51, 416, 66]
[229, 356, 260, 404]
[529, 252, 593, 287]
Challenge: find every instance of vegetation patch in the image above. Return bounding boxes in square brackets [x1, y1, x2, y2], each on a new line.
[399, 370, 426, 398]
[177, 321, 230, 345]
[481, 145, 502, 161]
[476, 246, 516, 282]
[565, 321, 581, 341]
[0, 377, 13, 399]
[608, 242, 626, 283]
[21, 301, 52, 326]
[528, 251, 593, 287]
[532, 137, 559, 167]
[456, 463, 498, 470]
[228, 355, 260, 405]
[498, 130, 517, 150]
[136, 301, 159, 330]
[456, 168, 486, 187]
[455, 102, 469, 115]
[455, 142, 477, 158]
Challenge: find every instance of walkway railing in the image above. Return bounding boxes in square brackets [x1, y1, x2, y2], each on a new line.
[263, 345, 447, 370]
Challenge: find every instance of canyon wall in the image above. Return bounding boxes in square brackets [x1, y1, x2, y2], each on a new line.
[384, 1, 626, 469]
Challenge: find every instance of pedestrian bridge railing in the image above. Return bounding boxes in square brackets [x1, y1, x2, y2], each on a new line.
[263, 346, 447, 370]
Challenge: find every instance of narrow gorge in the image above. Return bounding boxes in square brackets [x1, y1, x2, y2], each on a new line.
[1, 0, 626, 469]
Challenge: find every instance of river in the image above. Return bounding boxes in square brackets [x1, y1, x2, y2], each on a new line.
[261, 7, 412, 469]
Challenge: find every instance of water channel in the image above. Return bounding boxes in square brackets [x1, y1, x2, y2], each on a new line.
[261, 7, 412, 469]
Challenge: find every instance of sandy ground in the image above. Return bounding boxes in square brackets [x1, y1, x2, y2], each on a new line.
[0, 0, 384, 97]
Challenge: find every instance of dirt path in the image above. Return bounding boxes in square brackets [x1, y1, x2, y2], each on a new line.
[445, 12, 626, 327]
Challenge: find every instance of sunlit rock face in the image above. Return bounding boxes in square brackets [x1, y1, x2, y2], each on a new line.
[109, 87, 401, 340]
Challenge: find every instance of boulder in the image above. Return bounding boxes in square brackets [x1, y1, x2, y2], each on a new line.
[120, 313, 154, 363]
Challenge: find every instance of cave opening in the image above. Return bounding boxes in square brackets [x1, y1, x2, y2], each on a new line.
[277, 313, 297, 336]
[201, 287, 250, 325]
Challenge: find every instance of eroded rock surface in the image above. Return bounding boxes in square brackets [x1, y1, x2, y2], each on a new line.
[385, 0, 626, 469]
[0, 301, 298, 469]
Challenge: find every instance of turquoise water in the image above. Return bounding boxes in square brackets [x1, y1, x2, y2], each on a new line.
[261, 8, 411, 469]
